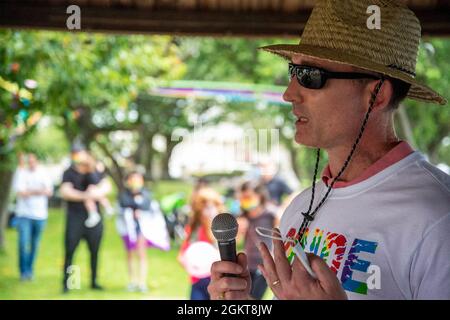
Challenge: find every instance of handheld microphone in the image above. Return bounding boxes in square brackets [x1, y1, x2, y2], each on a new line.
[211, 213, 238, 264]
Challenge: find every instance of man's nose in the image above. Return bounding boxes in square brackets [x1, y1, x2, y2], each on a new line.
[283, 77, 302, 103]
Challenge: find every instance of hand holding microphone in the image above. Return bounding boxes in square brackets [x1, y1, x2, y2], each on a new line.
[207, 213, 252, 300]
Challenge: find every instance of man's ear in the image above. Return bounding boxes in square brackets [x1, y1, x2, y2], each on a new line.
[366, 78, 393, 111]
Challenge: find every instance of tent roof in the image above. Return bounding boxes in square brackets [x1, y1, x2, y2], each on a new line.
[1, 0, 449, 37]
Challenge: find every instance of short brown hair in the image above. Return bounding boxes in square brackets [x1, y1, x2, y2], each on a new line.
[387, 77, 411, 111]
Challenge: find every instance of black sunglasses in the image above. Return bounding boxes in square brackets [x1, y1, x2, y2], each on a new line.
[288, 63, 380, 89]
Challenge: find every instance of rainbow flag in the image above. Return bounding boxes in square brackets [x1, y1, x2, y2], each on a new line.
[150, 80, 289, 105]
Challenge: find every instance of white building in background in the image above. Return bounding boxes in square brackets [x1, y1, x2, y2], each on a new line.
[169, 122, 300, 190]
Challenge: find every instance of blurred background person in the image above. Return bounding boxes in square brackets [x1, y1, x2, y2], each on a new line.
[60, 144, 111, 293]
[178, 187, 223, 300]
[13, 153, 53, 281]
[116, 171, 170, 293]
[237, 182, 278, 300]
[259, 160, 293, 207]
[189, 177, 209, 207]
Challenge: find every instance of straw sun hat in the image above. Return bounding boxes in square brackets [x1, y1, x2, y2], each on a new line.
[261, 0, 447, 105]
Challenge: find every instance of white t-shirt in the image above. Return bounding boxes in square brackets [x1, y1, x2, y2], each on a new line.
[14, 167, 53, 220]
[280, 152, 450, 299]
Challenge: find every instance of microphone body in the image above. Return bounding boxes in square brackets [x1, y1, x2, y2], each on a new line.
[217, 238, 237, 263]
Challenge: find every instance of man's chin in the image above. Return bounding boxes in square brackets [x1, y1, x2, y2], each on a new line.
[294, 134, 318, 148]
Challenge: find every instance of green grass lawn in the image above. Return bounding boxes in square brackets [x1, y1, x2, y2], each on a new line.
[0, 208, 191, 300]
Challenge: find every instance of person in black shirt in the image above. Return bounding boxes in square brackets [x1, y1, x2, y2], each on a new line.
[60, 145, 111, 293]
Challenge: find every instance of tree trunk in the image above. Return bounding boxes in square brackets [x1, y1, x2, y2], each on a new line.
[93, 140, 125, 191]
[135, 128, 156, 181]
[0, 167, 15, 250]
[134, 125, 146, 164]
[143, 144, 156, 181]
[161, 136, 178, 180]
[62, 106, 95, 150]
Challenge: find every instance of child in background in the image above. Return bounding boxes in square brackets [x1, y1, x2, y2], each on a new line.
[178, 187, 224, 300]
[117, 172, 154, 293]
[82, 155, 114, 228]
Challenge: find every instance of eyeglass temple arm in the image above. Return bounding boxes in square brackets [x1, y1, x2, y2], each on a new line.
[324, 71, 380, 80]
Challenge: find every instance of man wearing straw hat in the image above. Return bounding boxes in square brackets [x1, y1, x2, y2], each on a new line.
[208, 0, 449, 300]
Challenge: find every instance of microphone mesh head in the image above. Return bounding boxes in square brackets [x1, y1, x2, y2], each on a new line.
[211, 213, 238, 241]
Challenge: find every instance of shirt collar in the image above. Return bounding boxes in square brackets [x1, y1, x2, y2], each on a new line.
[321, 141, 414, 189]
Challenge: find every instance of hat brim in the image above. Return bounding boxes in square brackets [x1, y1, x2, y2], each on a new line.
[260, 44, 447, 105]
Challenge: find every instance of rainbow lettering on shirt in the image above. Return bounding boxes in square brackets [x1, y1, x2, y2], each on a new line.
[341, 238, 378, 294]
[309, 228, 324, 255]
[284, 227, 378, 295]
[320, 232, 347, 274]
[284, 228, 298, 264]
